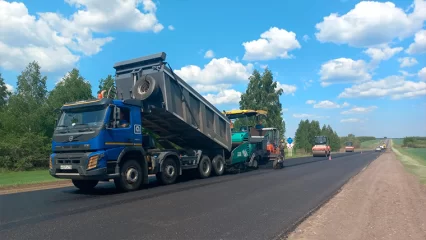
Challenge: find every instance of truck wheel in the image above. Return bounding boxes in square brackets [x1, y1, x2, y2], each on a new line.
[114, 159, 143, 192]
[198, 155, 211, 179]
[157, 157, 178, 185]
[72, 180, 98, 191]
[211, 155, 225, 176]
[252, 158, 259, 169]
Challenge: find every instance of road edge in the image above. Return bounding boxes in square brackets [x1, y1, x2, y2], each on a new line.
[272, 151, 379, 240]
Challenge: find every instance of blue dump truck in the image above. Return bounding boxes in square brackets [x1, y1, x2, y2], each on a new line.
[49, 52, 268, 192]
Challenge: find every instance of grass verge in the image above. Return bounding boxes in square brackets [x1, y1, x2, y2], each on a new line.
[360, 139, 382, 149]
[0, 169, 65, 188]
[392, 140, 426, 184]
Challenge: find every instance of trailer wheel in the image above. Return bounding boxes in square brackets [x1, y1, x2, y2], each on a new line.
[211, 155, 225, 176]
[157, 157, 178, 185]
[72, 180, 98, 191]
[114, 159, 143, 192]
[198, 155, 212, 179]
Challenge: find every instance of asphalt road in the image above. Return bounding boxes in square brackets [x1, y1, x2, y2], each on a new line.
[0, 150, 381, 240]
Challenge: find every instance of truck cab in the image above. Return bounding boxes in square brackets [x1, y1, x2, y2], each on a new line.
[49, 98, 154, 191]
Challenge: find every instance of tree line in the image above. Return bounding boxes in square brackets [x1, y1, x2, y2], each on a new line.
[0, 62, 114, 170]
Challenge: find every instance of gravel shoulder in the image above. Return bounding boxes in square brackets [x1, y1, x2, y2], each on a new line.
[286, 149, 426, 240]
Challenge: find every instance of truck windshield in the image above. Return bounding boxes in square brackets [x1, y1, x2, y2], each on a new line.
[56, 106, 107, 133]
[346, 142, 353, 146]
[314, 136, 327, 145]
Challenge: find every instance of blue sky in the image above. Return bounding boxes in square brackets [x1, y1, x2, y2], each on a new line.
[1, 0, 425, 139]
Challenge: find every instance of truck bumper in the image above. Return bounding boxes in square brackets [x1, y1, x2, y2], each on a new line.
[49, 151, 118, 181]
[49, 167, 115, 181]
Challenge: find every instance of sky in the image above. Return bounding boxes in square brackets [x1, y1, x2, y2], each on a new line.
[0, 0, 425, 139]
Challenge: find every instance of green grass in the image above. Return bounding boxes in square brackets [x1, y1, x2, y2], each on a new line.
[360, 139, 382, 149]
[0, 169, 65, 188]
[392, 139, 426, 184]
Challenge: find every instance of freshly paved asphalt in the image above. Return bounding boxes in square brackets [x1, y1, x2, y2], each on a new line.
[0, 150, 381, 240]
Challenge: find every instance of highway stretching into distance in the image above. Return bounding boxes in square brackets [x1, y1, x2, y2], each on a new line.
[0, 150, 383, 240]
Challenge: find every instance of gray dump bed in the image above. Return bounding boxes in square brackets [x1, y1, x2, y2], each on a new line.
[113, 52, 232, 152]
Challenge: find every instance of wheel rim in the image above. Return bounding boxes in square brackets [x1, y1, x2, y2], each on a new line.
[125, 167, 139, 184]
[202, 160, 210, 173]
[165, 164, 176, 178]
[138, 78, 150, 94]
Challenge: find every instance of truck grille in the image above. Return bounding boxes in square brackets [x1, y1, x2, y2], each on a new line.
[57, 156, 81, 164]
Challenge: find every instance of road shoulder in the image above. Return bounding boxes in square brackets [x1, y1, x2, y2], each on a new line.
[286, 150, 426, 240]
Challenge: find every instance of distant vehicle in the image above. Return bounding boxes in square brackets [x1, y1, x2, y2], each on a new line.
[375, 147, 382, 152]
[312, 136, 331, 157]
[345, 141, 355, 152]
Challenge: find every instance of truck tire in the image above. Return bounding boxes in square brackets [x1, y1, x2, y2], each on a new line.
[157, 157, 178, 185]
[72, 180, 98, 191]
[198, 155, 212, 179]
[132, 75, 158, 101]
[114, 159, 143, 192]
[252, 157, 259, 169]
[211, 155, 225, 176]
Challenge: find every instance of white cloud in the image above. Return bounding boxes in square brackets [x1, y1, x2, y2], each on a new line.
[276, 82, 297, 95]
[168, 25, 175, 31]
[342, 102, 350, 107]
[5, 83, 14, 92]
[0, 0, 162, 72]
[204, 50, 215, 59]
[363, 45, 403, 62]
[400, 70, 416, 77]
[303, 35, 310, 42]
[260, 64, 268, 69]
[306, 100, 316, 104]
[338, 75, 426, 100]
[282, 108, 289, 112]
[292, 113, 330, 119]
[398, 57, 418, 67]
[303, 79, 314, 89]
[319, 58, 371, 86]
[419, 67, 426, 81]
[174, 58, 254, 85]
[64, 0, 163, 33]
[313, 100, 341, 109]
[340, 118, 362, 123]
[242, 27, 301, 61]
[341, 106, 378, 114]
[406, 29, 426, 54]
[193, 84, 232, 93]
[315, 0, 426, 47]
[204, 89, 242, 105]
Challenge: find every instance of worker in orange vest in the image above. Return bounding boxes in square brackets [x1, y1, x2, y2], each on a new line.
[97, 90, 106, 99]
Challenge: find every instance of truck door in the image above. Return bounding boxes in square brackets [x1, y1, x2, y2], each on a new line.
[106, 106, 140, 146]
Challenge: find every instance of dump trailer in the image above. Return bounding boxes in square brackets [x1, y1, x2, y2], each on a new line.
[49, 52, 243, 192]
